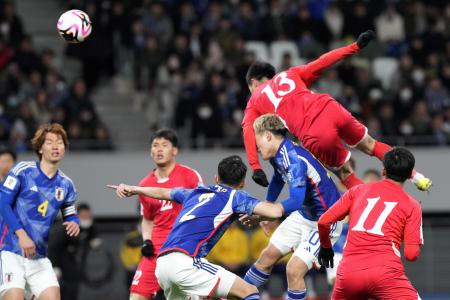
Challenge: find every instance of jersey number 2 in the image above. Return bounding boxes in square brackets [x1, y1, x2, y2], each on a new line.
[261, 72, 296, 111]
[37, 200, 49, 217]
[352, 197, 397, 236]
[179, 193, 214, 222]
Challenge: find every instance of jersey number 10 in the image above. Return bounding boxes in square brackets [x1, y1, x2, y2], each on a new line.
[352, 197, 397, 236]
[261, 72, 296, 111]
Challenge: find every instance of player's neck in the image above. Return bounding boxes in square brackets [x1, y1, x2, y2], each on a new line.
[385, 178, 404, 187]
[272, 138, 284, 156]
[40, 159, 59, 178]
[155, 162, 176, 180]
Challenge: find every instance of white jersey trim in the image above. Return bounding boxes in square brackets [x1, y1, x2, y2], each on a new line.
[213, 190, 235, 228]
[11, 161, 36, 176]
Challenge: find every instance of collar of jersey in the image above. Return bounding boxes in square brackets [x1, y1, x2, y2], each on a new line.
[273, 137, 290, 162]
[36, 160, 59, 181]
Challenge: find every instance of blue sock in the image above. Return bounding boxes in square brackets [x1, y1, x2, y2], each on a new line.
[243, 292, 260, 300]
[244, 265, 270, 287]
[287, 289, 307, 300]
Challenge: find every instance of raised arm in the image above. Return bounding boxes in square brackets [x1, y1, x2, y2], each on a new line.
[292, 30, 374, 86]
[109, 184, 172, 200]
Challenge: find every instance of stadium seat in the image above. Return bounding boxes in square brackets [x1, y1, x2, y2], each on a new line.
[270, 40, 302, 69]
[372, 57, 399, 91]
[245, 41, 270, 62]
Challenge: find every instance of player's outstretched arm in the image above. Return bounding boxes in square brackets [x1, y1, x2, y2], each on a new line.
[253, 202, 284, 219]
[108, 184, 172, 200]
[294, 30, 375, 86]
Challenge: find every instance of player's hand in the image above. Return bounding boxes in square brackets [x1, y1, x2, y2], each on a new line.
[16, 229, 36, 258]
[141, 239, 155, 257]
[318, 246, 334, 268]
[63, 221, 80, 237]
[356, 30, 375, 49]
[239, 214, 260, 227]
[252, 169, 269, 187]
[107, 184, 138, 198]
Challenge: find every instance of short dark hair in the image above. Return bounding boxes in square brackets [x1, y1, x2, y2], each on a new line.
[246, 61, 276, 85]
[218, 155, 247, 187]
[0, 148, 17, 161]
[151, 128, 178, 147]
[77, 202, 91, 213]
[383, 147, 415, 182]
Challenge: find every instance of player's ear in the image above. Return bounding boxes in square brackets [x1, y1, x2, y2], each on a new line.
[382, 168, 386, 178]
[214, 175, 220, 184]
[238, 179, 245, 189]
[172, 147, 178, 156]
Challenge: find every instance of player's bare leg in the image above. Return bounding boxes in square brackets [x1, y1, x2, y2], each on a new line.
[37, 286, 60, 300]
[130, 293, 149, 300]
[285, 256, 308, 300]
[355, 135, 432, 191]
[335, 160, 363, 190]
[226, 276, 259, 299]
[254, 243, 283, 273]
[2, 288, 25, 300]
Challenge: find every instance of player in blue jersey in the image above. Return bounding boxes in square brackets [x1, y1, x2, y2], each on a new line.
[0, 123, 80, 300]
[242, 114, 343, 300]
[109, 155, 302, 300]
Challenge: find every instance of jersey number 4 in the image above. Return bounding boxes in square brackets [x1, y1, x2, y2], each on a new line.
[37, 200, 49, 217]
[261, 72, 296, 111]
[179, 193, 215, 222]
[352, 197, 397, 236]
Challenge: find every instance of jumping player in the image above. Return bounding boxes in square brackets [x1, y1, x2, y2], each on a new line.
[130, 129, 202, 300]
[243, 114, 343, 300]
[0, 123, 80, 300]
[318, 147, 423, 299]
[242, 30, 431, 191]
[109, 155, 289, 300]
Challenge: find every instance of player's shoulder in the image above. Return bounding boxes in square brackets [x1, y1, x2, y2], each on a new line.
[10, 161, 37, 176]
[58, 170, 76, 188]
[176, 164, 202, 180]
[139, 169, 156, 186]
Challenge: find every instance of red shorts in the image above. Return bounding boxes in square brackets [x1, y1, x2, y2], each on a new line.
[333, 266, 419, 300]
[301, 100, 367, 168]
[130, 256, 161, 298]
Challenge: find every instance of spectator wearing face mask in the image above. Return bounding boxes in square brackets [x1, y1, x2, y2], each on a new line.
[48, 203, 100, 300]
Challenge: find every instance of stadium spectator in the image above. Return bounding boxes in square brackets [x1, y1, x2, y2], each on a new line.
[0, 148, 16, 182]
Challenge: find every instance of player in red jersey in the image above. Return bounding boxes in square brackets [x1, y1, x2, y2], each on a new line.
[242, 30, 431, 192]
[317, 147, 423, 300]
[130, 129, 203, 300]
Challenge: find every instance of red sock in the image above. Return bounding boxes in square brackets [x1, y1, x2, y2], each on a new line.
[342, 173, 364, 189]
[371, 141, 392, 161]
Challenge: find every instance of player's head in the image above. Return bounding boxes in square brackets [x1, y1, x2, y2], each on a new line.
[216, 155, 247, 189]
[150, 128, 178, 167]
[0, 148, 16, 179]
[363, 168, 382, 183]
[246, 61, 276, 93]
[31, 123, 68, 163]
[253, 114, 287, 160]
[382, 147, 415, 183]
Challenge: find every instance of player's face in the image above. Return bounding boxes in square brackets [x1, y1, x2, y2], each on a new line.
[0, 154, 15, 178]
[40, 132, 65, 163]
[151, 138, 177, 167]
[255, 131, 275, 160]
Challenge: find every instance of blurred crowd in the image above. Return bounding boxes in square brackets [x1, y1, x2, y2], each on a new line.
[0, 1, 113, 153]
[3, 0, 450, 150]
[72, 0, 446, 147]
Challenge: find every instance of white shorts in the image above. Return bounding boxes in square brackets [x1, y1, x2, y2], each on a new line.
[270, 211, 343, 269]
[0, 251, 59, 298]
[325, 252, 343, 285]
[155, 251, 236, 300]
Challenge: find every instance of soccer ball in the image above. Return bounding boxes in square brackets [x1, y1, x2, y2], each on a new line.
[57, 9, 92, 43]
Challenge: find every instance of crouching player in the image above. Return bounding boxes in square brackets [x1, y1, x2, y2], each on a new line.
[318, 147, 423, 299]
[243, 114, 343, 300]
[109, 156, 294, 300]
[0, 123, 80, 300]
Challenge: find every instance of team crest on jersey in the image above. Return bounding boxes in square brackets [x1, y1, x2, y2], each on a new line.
[55, 187, 65, 201]
[5, 272, 13, 282]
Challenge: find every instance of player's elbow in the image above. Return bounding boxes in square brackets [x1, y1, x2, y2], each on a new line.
[404, 244, 421, 261]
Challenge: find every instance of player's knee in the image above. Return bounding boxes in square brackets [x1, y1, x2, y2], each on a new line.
[286, 257, 308, 281]
[256, 245, 280, 270]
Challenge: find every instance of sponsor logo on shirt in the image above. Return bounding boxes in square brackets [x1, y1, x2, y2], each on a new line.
[3, 176, 17, 190]
[55, 188, 65, 201]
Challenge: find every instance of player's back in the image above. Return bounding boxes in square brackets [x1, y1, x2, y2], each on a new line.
[159, 184, 257, 258]
[244, 68, 333, 136]
[341, 180, 423, 271]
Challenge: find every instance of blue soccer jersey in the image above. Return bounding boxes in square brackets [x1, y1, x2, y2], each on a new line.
[267, 138, 341, 221]
[159, 184, 259, 258]
[0, 161, 78, 258]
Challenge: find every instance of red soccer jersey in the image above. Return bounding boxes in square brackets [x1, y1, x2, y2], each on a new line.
[242, 42, 360, 170]
[318, 179, 423, 272]
[139, 163, 202, 251]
